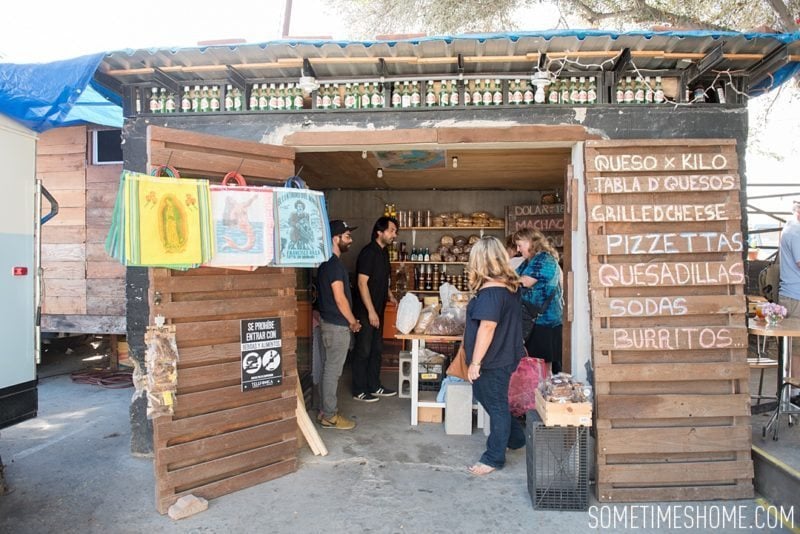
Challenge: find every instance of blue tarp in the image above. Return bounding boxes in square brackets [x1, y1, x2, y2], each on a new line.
[0, 53, 122, 133]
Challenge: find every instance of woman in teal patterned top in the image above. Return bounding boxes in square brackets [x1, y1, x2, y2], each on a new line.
[512, 228, 563, 373]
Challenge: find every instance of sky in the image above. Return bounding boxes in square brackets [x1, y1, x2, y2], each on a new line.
[0, 0, 347, 63]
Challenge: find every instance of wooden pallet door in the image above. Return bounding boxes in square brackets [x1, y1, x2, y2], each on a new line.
[585, 139, 753, 502]
[146, 126, 300, 513]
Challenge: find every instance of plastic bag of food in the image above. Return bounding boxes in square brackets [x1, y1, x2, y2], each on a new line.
[425, 307, 465, 336]
[439, 283, 459, 310]
[395, 293, 422, 334]
[413, 305, 438, 334]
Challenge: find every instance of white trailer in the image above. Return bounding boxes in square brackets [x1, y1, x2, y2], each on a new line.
[0, 112, 39, 431]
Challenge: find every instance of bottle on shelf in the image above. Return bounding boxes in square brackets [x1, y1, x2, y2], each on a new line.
[423, 248, 431, 262]
[425, 81, 436, 107]
[259, 83, 270, 111]
[372, 82, 383, 108]
[523, 80, 534, 105]
[192, 85, 202, 112]
[578, 77, 587, 105]
[560, 78, 570, 105]
[181, 86, 192, 113]
[360, 83, 371, 109]
[433, 264, 440, 291]
[472, 80, 482, 106]
[483, 79, 494, 106]
[410, 248, 418, 262]
[623, 76, 634, 104]
[587, 77, 597, 104]
[569, 77, 579, 105]
[654, 76, 665, 104]
[344, 83, 355, 109]
[149, 87, 160, 113]
[440, 80, 449, 106]
[249, 84, 259, 111]
[224, 85, 234, 111]
[158, 88, 168, 113]
[332, 83, 342, 109]
[200, 86, 210, 112]
[643, 76, 653, 104]
[209, 86, 220, 112]
[321, 84, 332, 109]
[450, 81, 460, 106]
[547, 79, 559, 104]
[391, 83, 402, 108]
[510, 79, 520, 105]
[615, 77, 625, 104]
[634, 77, 645, 104]
[424, 264, 433, 290]
[401, 81, 411, 108]
[411, 81, 421, 107]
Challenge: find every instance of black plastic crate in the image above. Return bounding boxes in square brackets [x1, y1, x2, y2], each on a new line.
[526, 411, 589, 511]
[418, 357, 445, 391]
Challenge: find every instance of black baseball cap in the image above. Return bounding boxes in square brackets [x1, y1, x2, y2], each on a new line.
[330, 220, 357, 236]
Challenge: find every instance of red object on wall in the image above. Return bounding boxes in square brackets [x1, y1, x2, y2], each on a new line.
[12, 266, 28, 276]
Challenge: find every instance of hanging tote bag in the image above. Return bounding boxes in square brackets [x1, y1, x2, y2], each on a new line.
[272, 176, 331, 267]
[205, 171, 274, 269]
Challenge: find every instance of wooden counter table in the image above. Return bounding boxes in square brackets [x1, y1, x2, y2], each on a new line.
[395, 334, 461, 425]
[747, 317, 800, 438]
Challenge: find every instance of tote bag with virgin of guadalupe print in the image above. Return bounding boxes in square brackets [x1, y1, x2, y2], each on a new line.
[273, 186, 331, 267]
[205, 172, 274, 269]
[122, 170, 214, 268]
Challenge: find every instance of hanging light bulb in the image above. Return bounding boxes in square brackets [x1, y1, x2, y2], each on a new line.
[377, 168, 383, 178]
[451, 156, 458, 169]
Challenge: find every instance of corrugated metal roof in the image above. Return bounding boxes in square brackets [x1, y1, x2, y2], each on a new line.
[98, 30, 800, 92]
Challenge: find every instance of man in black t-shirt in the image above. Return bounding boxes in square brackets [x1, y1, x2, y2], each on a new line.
[316, 220, 361, 430]
[352, 216, 399, 402]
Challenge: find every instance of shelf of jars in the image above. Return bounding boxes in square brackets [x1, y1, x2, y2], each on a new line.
[134, 72, 736, 115]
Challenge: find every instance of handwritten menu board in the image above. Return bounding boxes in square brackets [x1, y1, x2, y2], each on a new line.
[585, 139, 752, 503]
[505, 203, 564, 248]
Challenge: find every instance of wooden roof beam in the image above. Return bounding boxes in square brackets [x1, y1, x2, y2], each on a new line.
[226, 66, 249, 92]
[747, 43, 789, 90]
[612, 48, 632, 73]
[682, 43, 725, 86]
[152, 67, 180, 94]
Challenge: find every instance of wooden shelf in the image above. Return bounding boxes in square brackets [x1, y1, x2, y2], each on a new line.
[404, 226, 504, 231]
[391, 261, 467, 265]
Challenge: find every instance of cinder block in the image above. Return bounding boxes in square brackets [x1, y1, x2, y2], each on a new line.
[445, 383, 473, 435]
[398, 353, 412, 398]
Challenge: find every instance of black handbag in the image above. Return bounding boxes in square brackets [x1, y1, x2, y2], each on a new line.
[521, 286, 557, 342]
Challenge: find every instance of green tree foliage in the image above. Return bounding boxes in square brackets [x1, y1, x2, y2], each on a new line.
[326, 0, 799, 38]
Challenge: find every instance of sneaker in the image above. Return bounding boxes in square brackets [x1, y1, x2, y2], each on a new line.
[319, 413, 356, 430]
[353, 392, 380, 403]
[372, 386, 397, 397]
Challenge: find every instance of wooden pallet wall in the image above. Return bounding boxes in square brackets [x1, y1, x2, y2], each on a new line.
[38, 126, 126, 333]
[150, 267, 299, 513]
[585, 139, 753, 502]
[39, 126, 88, 316]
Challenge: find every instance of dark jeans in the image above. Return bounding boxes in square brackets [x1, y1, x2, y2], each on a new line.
[351, 316, 383, 395]
[472, 363, 526, 469]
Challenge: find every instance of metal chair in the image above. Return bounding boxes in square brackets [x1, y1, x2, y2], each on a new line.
[749, 334, 779, 405]
[763, 376, 800, 440]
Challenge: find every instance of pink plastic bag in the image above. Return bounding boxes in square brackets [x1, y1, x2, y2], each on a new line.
[508, 356, 548, 417]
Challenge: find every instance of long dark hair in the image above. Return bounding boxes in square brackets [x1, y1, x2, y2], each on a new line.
[371, 216, 399, 239]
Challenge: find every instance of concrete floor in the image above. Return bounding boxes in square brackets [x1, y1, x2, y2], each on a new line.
[0, 339, 797, 533]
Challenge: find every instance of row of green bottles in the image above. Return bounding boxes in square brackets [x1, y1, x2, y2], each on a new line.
[248, 83, 304, 111]
[616, 75, 665, 104]
[342, 82, 385, 109]
[148, 87, 178, 113]
[176, 85, 222, 113]
[391, 81, 422, 108]
[466, 79, 505, 106]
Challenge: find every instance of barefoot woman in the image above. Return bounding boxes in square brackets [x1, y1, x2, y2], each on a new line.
[464, 237, 526, 475]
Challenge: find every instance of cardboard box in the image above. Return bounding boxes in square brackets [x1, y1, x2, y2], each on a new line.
[418, 406, 443, 423]
[535, 389, 592, 427]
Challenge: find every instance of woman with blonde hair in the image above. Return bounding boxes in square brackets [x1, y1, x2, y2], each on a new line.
[513, 228, 563, 373]
[464, 236, 526, 475]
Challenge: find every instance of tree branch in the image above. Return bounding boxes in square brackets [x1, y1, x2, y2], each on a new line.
[564, 0, 732, 30]
[765, 0, 798, 31]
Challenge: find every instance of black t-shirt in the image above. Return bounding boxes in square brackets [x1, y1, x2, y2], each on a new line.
[464, 286, 524, 369]
[353, 240, 390, 318]
[317, 254, 352, 326]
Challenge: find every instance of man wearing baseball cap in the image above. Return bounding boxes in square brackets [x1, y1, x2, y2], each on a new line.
[316, 220, 361, 429]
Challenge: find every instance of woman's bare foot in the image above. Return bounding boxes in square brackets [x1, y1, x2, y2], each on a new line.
[468, 462, 496, 476]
